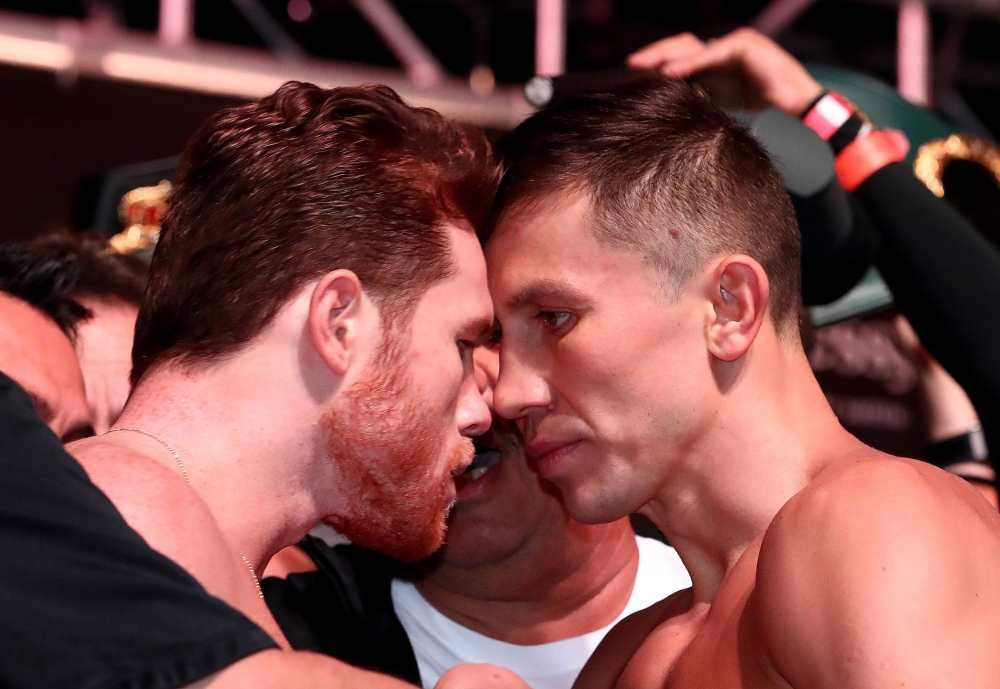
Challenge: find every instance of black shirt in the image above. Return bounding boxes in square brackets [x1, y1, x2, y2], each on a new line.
[0, 371, 277, 689]
[263, 536, 421, 685]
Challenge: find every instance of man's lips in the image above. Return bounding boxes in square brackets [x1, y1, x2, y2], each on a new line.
[525, 438, 580, 463]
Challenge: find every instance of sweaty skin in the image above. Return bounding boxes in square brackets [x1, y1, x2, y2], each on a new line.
[449, 185, 1000, 689]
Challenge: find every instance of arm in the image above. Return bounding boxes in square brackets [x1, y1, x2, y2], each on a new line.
[754, 458, 1000, 688]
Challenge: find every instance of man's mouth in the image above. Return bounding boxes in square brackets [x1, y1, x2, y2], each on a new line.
[462, 443, 503, 482]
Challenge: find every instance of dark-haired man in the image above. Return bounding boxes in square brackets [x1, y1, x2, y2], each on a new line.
[68, 81, 497, 687]
[0, 244, 93, 441]
[450, 73, 1000, 688]
[30, 231, 148, 434]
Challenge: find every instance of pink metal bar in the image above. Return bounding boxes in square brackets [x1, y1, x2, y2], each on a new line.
[535, 0, 565, 77]
[349, 0, 444, 86]
[751, 0, 818, 37]
[158, 0, 193, 46]
[898, 0, 931, 106]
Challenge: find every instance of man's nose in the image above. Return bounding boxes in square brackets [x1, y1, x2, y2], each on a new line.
[457, 371, 492, 437]
[493, 352, 552, 421]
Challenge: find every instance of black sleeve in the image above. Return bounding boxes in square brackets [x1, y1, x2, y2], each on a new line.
[0, 371, 277, 689]
[854, 162, 1000, 453]
[263, 538, 421, 686]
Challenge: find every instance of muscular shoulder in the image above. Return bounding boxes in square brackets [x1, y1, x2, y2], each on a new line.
[755, 454, 1000, 688]
[67, 437, 243, 603]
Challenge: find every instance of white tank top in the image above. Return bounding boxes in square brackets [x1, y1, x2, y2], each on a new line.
[391, 536, 691, 689]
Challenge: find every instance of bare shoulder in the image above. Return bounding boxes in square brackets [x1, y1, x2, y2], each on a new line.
[755, 451, 1000, 688]
[574, 588, 693, 689]
[67, 437, 244, 603]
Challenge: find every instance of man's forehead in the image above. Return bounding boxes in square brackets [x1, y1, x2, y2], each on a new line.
[486, 194, 637, 309]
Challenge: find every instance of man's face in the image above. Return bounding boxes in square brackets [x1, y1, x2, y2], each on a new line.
[0, 293, 92, 442]
[322, 222, 494, 561]
[74, 297, 139, 435]
[487, 193, 716, 524]
[436, 344, 563, 568]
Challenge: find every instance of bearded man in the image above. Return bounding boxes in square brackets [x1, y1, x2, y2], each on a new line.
[68, 81, 497, 687]
[441, 73, 1000, 689]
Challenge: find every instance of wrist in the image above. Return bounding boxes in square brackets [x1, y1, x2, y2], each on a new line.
[926, 425, 993, 484]
[833, 129, 909, 192]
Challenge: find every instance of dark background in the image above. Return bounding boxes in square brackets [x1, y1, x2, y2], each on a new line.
[1, 0, 998, 241]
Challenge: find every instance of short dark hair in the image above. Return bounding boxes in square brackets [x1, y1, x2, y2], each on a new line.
[131, 81, 499, 386]
[30, 230, 147, 306]
[491, 76, 801, 334]
[0, 243, 91, 339]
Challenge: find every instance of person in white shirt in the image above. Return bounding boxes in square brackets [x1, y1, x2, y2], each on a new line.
[264, 342, 691, 689]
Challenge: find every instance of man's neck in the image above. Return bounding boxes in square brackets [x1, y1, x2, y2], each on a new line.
[641, 337, 867, 604]
[415, 513, 639, 645]
[115, 352, 332, 571]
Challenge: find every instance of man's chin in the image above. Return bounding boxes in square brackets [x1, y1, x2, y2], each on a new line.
[323, 511, 448, 562]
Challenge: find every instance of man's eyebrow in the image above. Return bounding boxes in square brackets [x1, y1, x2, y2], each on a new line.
[507, 279, 591, 309]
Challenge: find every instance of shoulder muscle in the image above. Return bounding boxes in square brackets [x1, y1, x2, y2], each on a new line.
[755, 457, 1000, 689]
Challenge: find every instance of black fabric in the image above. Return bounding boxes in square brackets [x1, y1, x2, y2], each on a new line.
[0, 371, 277, 689]
[926, 428, 990, 468]
[827, 114, 865, 155]
[263, 536, 421, 685]
[856, 162, 1000, 455]
[800, 192, 881, 305]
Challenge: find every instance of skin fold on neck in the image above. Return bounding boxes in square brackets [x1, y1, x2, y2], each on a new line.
[414, 509, 640, 645]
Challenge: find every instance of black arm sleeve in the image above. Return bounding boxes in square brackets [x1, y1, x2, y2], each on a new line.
[854, 162, 1000, 454]
[0, 371, 277, 689]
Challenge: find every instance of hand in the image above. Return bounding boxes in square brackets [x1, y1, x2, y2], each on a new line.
[434, 664, 533, 689]
[628, 28, 824, 116]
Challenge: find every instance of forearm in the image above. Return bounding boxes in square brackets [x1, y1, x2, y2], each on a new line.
[854, 163, 1000, 453]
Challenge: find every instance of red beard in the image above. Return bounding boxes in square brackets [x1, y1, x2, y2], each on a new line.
[320, 333, 473, 561]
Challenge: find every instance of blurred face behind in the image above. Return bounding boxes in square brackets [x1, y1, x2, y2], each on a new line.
[322, 223, 493, 562]
[487, 193, 716, 524]
[74, 297, 139, 435]
[0, 293, 92, 442]
[441, 345, 561, 568]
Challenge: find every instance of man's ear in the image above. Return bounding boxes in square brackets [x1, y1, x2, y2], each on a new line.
[307, 270, 364, 377]
[705, 255, 769, 362]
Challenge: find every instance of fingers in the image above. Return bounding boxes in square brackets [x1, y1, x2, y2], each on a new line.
[628, 27, 824, 114]
[627, 32, 705, 70]
[656, 31, 748, 79]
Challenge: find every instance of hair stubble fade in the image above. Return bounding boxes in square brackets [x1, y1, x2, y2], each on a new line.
[131, 81, 500, 386]
[489, 75, 802, 338]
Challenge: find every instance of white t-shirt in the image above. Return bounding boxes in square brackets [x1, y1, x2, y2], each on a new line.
[391, 536, 691, 689]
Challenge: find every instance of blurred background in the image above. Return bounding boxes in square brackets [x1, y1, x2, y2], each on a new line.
[1, 0, 998, 241]
[1, 0, 998, 464]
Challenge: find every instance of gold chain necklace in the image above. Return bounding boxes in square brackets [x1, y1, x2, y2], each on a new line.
[105, 427, 265, 601]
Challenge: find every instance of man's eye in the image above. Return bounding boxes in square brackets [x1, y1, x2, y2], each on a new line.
[540, 311, 572, 329]
[487, 322, 502, 347]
